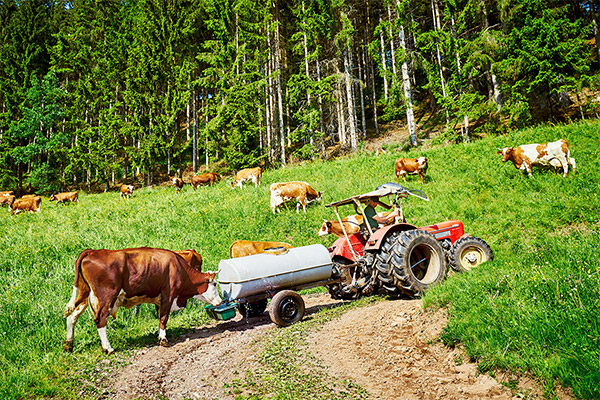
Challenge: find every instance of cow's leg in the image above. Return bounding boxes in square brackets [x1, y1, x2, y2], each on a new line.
[90, 289, 116, 354]
[157, 301, 172, 347]
[64, 298, 88, 352]
[418, 172, 425, 184]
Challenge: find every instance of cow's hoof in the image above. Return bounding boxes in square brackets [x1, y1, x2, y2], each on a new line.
[159, 339, 171, 348]
[102, 347, 115, 355]
[63, 340, 73, 352]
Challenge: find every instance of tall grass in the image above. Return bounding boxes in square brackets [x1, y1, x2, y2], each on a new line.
[0, 120, 598, 398]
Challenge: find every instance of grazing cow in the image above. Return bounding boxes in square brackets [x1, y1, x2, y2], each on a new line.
[11, 196, 42, 216]
[191, 172, 221, 189]
[317, 211, 396, 237]
[63, 247, 221, 354]
[231, 167, 262, 188]
[270, 181, 322, 213]
[229, 240, 294, 258]
[497, 139, 576, 177]
[0, 194, 15, 208]
[120, 185, 134, 199]
[174, 249, 203, 270]
[50, 191, 79, 204]
[395, 157, 428, 184]
[172, 177, 184, 192]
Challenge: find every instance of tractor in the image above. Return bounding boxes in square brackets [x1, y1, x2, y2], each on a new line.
[324, 183, 493, 299]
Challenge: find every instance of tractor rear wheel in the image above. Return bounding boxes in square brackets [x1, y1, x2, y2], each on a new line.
[269, 290, 305, 327]
[372, 231, 402, 295]
[390, 229, 447, 296]
[449, 236, 493, 272]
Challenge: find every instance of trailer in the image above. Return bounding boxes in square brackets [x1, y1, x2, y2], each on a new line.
[205, 244, 342, 327]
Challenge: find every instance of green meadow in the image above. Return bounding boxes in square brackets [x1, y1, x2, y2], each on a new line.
[0, 121, 599, 399]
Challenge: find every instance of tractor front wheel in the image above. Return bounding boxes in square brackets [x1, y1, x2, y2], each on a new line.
[449, 236, 493, 272]
[390, 229, 447, 296]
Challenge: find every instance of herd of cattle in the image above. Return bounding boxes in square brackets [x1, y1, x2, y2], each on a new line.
[0, 138, 578, 352]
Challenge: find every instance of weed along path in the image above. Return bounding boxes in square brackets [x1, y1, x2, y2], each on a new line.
[105, 293, 569, 399]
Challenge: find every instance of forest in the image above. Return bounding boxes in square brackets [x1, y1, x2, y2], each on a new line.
[0, 0, 597, 193]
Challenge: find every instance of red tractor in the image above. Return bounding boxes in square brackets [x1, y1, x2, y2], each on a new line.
[324, 183, 493, 299]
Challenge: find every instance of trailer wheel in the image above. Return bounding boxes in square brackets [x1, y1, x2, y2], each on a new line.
[269, 290, 305, 327]
[239, 299, 268, 318]
[450, 236, 493, 272]
[390, 229, 447, 296]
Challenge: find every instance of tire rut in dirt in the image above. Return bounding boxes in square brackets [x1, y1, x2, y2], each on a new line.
[390, 229, 447, 296]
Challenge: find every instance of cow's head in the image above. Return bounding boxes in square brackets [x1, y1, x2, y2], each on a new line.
[417, 157, 428, 173]
[497, 147, 512, 162]
[49, 194, 56, 202]
[194, 271, 222, 306]
[317, 220, 332, 236]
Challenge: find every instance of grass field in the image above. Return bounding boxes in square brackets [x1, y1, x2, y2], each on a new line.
[0, 120, 598, 399]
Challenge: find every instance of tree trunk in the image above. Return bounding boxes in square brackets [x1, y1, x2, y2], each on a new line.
[344, 50, 358, 150]
[379, 16, 389, 100]
[399, 23, 417, 146]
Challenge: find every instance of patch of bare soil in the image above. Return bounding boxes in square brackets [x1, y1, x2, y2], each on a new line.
[104, 293, 572, 400]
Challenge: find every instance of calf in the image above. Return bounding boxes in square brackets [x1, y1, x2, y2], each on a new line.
[395, 157, 428, 184]
[172, 177, 184, 192]
[231, 167, 262, 188]
[191, 172, 221, 189]
[120, 185, 134, 199]
[229, 240, 294, 258]
[11, 196, 41, 216]
[50, 191, 79, 204]
[63, 247, 221, 354]
[497, 139, 576, 177]
[270, 181, 322, 213]
[317, 211, 396, 237]
[0, 194, 15, 208]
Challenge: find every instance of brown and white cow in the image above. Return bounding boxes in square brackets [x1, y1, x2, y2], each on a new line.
[64, 247, 221, 354]
[11, 196, 42, 216]
[270, 181, 322, 213]
[317, 211, 396, 237]
[231, 167, 262, 188]
[0, 194, 15, 208]
[172, 177, 184, 192]
[50, 191, 79, 204]
[395, 157, 428, 184]
[120, 185, 134, 199]
[229, 240, 294, 258]
[497, 139, 576, 177]
[191, 172, 221, 189]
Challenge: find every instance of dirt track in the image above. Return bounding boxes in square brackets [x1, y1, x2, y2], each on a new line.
[104, 293, 572, 400]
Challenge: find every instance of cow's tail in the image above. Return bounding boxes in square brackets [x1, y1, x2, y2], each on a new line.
[64, 249, 93, 317]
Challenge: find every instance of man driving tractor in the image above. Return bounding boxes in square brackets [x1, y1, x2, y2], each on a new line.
[355, 197, 400, 231]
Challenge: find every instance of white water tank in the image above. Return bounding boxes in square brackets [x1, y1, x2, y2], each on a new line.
[217, 244, 333, 301]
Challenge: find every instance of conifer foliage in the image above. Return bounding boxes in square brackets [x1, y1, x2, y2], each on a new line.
[0, 0, 596, 191]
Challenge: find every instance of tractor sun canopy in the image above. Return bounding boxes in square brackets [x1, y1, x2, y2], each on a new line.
[325, 182, 428, 208]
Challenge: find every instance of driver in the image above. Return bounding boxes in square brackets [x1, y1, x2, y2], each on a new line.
[355, 197, 399, 231]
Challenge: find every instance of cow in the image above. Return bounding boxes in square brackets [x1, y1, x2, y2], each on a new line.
[395, 157, 428, 184]
[63, 247, 221, 354]
[317, 211, 396, 237]
[497, 139, 576, 177]
[231, 167, 262, 188]
[172, 177, 184, 192]
[120, 185, 134, 199]
[270, 181, 322, 214]
[229, 240, 294, 258]
[0, 194, 15, 208]
[50, 191, 79, 204]
[191, 172, 221, 189]
[11, 196, 41, 216]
